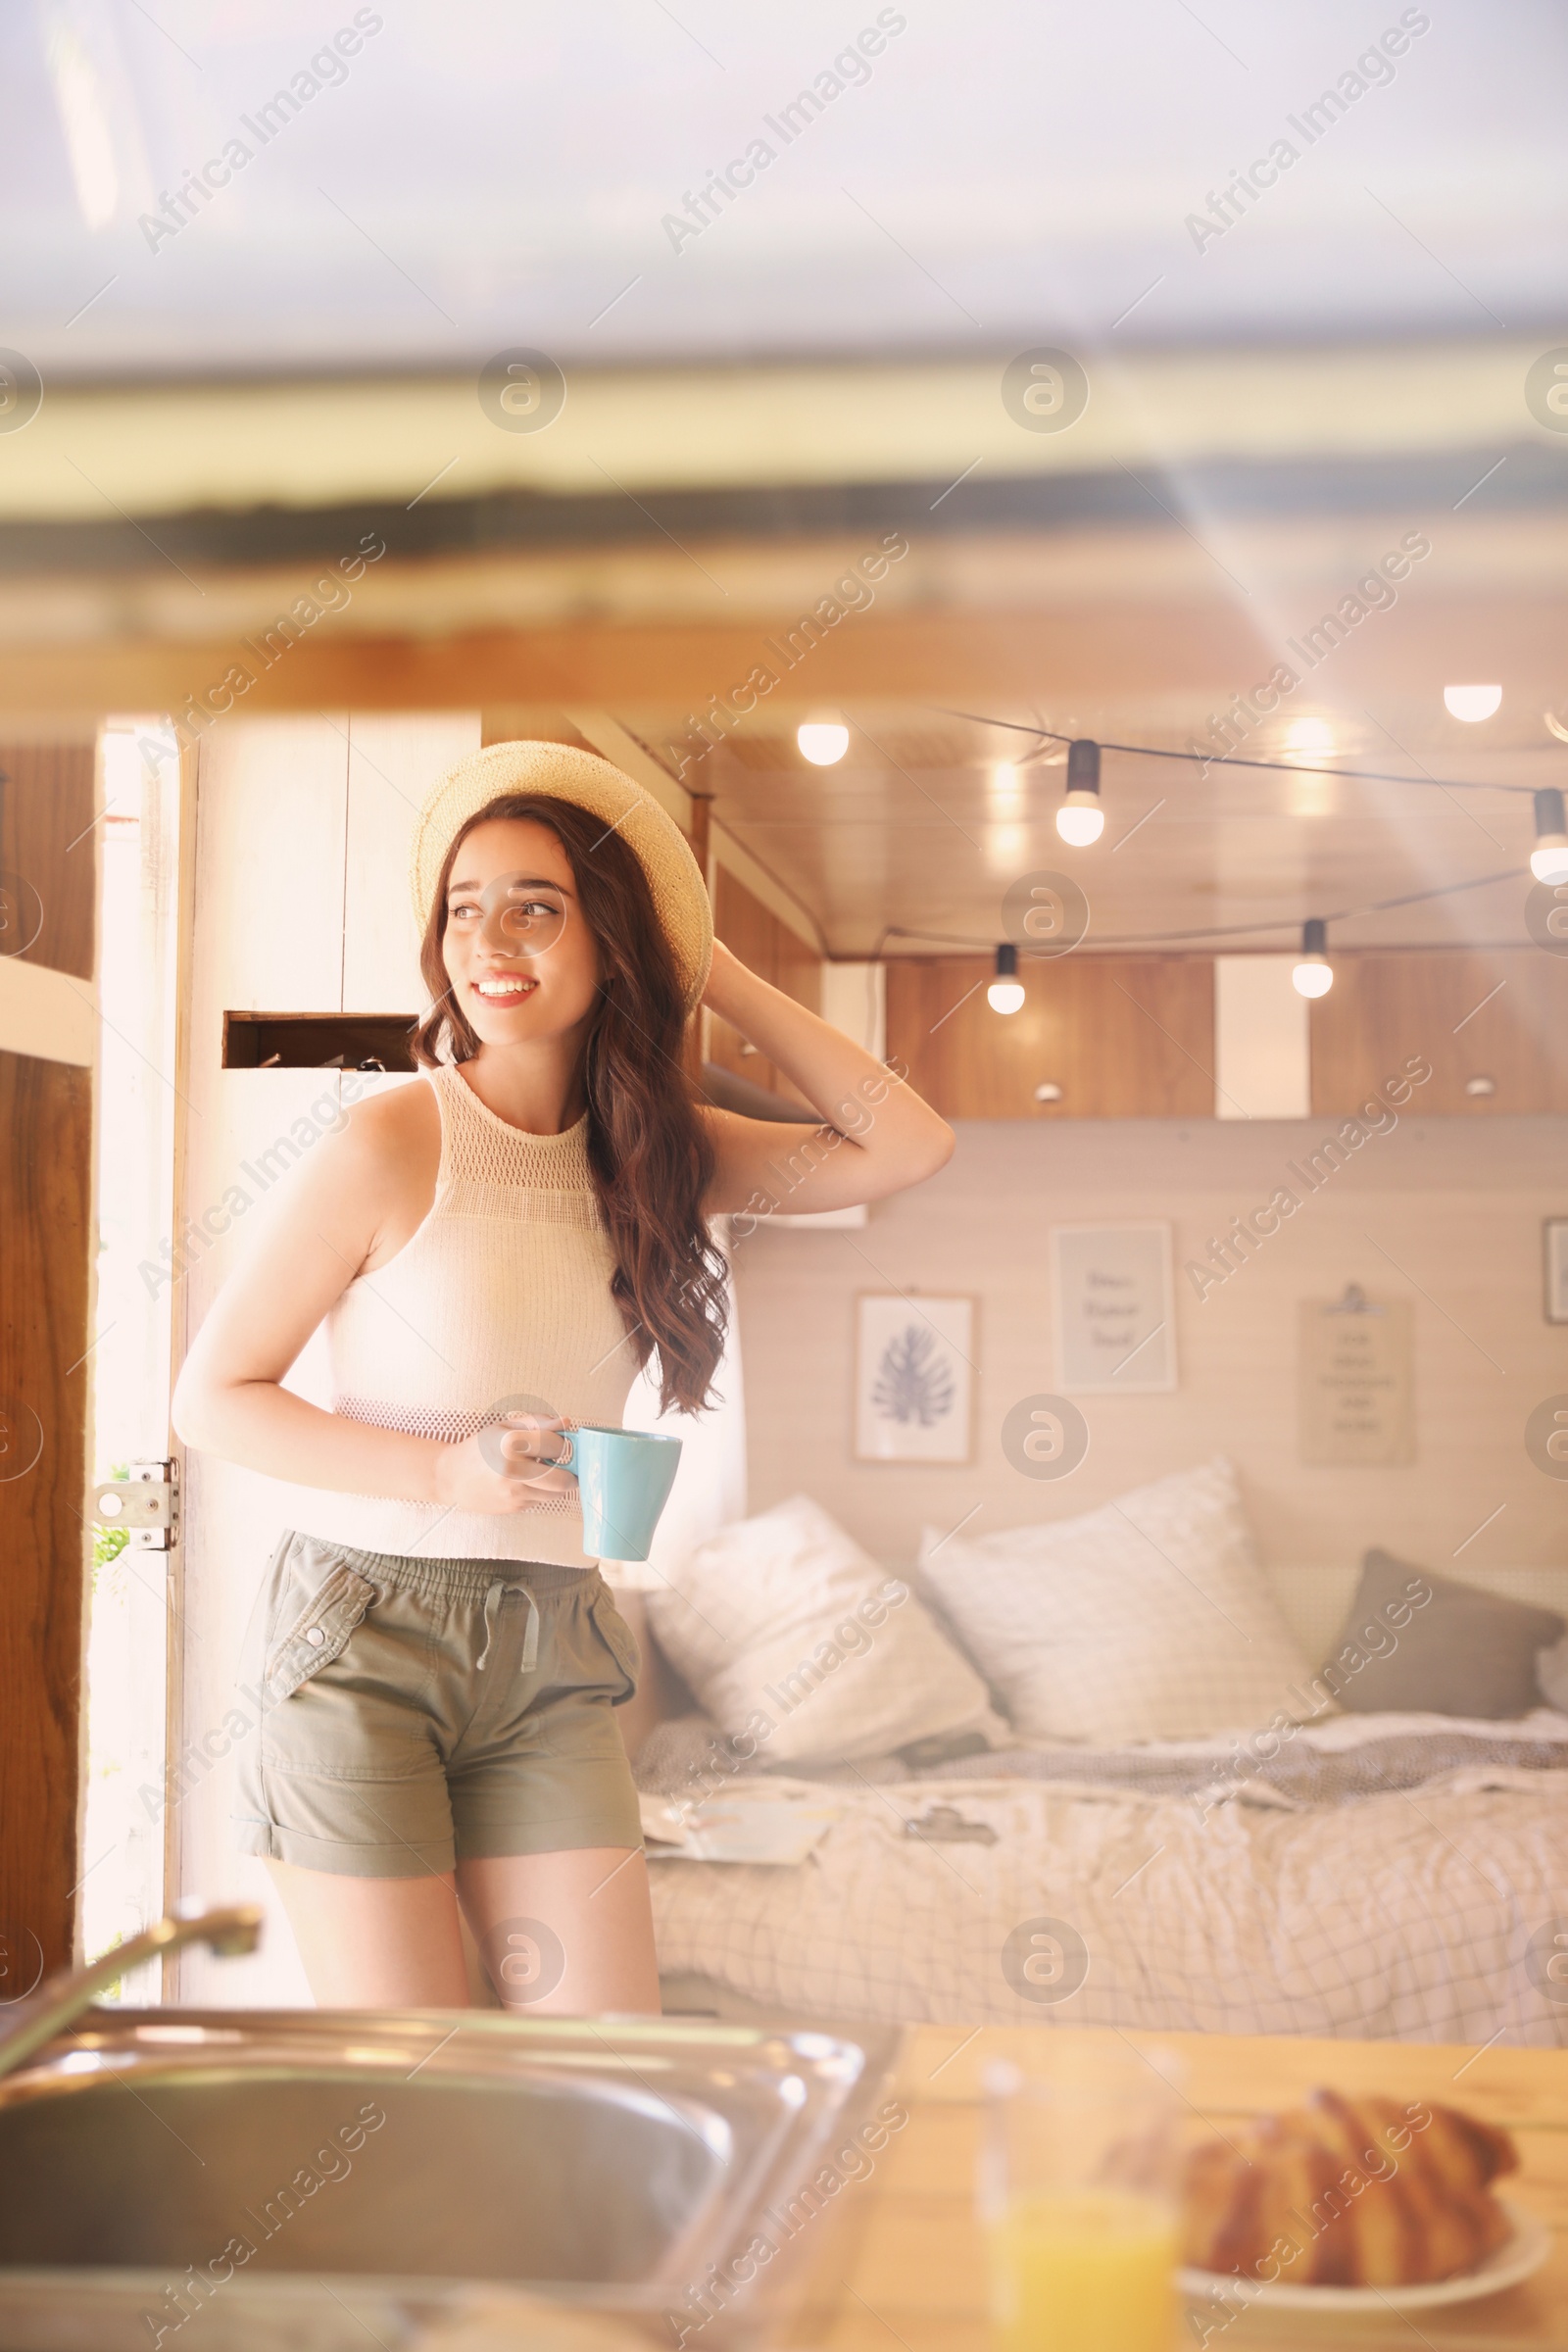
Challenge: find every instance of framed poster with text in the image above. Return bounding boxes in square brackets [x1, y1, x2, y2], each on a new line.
[1298, 1297, 1415, 1465]
[1052, 1224, 1177, 1395]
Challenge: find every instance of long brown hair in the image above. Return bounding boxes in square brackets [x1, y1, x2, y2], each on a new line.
[412, 792, 727, 1414]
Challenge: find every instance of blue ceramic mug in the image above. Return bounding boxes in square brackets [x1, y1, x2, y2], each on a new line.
[550, 1425, 683, 1562]
[479, 1418, 682, 1560]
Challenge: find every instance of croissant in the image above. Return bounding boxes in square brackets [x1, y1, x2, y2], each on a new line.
[1181, 2090, 1518, 2288]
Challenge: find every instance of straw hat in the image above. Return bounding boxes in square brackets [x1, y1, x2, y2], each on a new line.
[410, 740, 712, 1008]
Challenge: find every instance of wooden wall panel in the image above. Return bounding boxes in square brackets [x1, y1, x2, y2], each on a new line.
[0, 743, 96, 980]
[1311, 951, 1568, 1115]
[710, 866, 775, 1086]
[0, 738, 96, 1977]
[0, 1058, 92, 1978]
[775, 919, 823, 1016]
[887, 956, 1215, 1120]
[711, 866, 821, 1105]
[0, 1058, 93, 1978]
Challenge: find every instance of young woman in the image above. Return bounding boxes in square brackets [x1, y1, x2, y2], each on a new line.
[174, 740, 954, 2016]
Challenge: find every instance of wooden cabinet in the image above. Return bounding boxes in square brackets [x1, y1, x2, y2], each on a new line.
[886, 955, 1215, 1120]
[710, 867, 820, 1106]
[1311, 951, 1568, 1115]
[887, 948, 1568, 1121]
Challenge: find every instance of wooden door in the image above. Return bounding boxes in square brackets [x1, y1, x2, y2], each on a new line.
[885, 954, 1215, 1119]
[0, 741, 98, 1980]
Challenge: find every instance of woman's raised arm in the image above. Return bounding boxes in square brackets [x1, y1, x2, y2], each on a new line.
[699, 940, 954, 1221]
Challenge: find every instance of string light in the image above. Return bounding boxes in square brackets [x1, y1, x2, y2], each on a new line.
[938, 707, 1541, 795]
[886, 861, 1526, 956]
[988, 943, 1025, 1014]
[1292, 918, 1334, 999]
[1055, 739, 1105, 846]
[1532, 788, 1568, 885]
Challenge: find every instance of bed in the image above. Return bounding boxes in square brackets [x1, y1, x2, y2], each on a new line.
[623, 1465, 1568, 2044]
[636, 1707, 1568, 2042]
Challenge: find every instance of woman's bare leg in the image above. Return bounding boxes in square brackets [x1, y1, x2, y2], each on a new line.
[266, 1859, 470, 2006]
[457, 1847, 661, 2015]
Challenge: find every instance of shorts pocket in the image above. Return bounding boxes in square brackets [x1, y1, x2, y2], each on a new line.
[265, 1562, 378, 1704]
[588, 1592, 641, 1706]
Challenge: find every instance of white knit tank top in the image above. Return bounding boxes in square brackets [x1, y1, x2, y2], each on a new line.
[298, 1064, 638, 1565]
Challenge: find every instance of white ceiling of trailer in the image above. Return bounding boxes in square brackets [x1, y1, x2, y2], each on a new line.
[5, 0, 1565, 381]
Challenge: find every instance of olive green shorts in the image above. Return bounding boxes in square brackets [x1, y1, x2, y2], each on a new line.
[233, 1532, 644, 1879]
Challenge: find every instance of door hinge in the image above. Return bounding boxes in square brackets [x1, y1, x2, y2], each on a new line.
[91, 1458, 179, 1551]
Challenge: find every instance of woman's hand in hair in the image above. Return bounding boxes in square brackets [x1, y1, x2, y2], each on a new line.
[699, 940, 955, 1218]
[433, 1415, 578, 1513]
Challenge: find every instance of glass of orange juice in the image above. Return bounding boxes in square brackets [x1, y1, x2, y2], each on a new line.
[979, 2046, 1183, 2352]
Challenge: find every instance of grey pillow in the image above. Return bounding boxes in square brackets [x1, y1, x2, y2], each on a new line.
[1321, 1549, 1565, 1720]
[1537, 1635, 1568, 1715]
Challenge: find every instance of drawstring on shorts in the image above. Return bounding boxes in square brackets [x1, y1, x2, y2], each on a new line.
[476, 1578, 542, 1677]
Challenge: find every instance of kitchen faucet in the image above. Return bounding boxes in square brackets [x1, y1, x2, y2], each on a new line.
[0, 1900, 262, 2083]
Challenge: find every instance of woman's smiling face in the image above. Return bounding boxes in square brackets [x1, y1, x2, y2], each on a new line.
[441, 816, 602, 1048]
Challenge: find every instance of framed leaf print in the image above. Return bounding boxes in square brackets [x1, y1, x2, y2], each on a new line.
[854, 1293, 975, 1464]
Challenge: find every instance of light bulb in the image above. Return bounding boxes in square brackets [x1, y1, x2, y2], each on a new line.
[797, 713, 849, 765]
[1292, 917, 1333, 998]
[1055, 739, 1103, 846]
[1055, 796, 1104, 846]
[989, 942, 1024, 1014]
[1443, 684, 1502, 722]
[1532, 788, 1568, 884]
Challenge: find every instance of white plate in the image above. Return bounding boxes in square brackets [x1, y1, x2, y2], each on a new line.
[1178, 2199, 1551, 2314]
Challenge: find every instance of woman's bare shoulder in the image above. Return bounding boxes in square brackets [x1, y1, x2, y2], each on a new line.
[334, 1074, 443, 1262]
[343, 1072, 440, 1149]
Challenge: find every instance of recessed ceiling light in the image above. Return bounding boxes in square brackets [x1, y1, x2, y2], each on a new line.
[1443, 684, 1502, 722]
[985, 823, 1029, 874]
[989, 760, 1026, 818]
[797, 713, 849, 765]
[1288, 773, 1335, 818]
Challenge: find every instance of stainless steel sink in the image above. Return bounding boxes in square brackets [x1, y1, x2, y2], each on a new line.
[0, 2007, 903, 2351]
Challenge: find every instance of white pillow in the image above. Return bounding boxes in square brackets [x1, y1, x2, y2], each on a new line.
[917, 1457, 1318, 1744]
[644, 1494, 997, 1766]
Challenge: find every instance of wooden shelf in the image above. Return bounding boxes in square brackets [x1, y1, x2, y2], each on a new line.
[221, 1011, 416, 1071]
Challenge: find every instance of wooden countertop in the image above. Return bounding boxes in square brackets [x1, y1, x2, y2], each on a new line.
[790, 2026, 1568, 2352]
